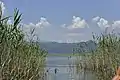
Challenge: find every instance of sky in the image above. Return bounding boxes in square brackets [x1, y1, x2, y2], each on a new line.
[1, 0, 120, 43]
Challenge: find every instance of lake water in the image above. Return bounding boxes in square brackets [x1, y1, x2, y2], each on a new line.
[45, 56, 97, 80]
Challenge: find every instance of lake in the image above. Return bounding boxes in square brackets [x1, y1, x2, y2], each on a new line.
[45, 56, 97, 80]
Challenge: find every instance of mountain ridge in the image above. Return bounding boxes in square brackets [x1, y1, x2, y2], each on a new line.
[40, 40, 97, 54]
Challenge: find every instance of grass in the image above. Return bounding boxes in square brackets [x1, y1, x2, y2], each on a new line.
[0, 7, 47, 80]
[75, 32, 120, 80]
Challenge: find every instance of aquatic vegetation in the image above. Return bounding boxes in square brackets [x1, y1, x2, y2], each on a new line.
[75, 32, 120, 80]
[0, 5, 47, 80]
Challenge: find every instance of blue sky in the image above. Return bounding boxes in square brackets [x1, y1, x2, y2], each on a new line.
[3, 0, 120, 23]
[1, 0, 120, 43]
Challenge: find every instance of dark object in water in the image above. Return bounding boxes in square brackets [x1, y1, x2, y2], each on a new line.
[46, 68, 50, 73]
[68, 56, 71, 60]
[54, 68, 58, 74]
[46, 69, 49, 72]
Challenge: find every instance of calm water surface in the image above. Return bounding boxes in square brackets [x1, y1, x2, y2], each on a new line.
[45, 56, 97, 80]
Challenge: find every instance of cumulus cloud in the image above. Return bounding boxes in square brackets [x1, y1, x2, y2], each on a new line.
[97, 18, 110, 30]
[23, 17, 50, 29]
[92, 17, 120, 32]
[92, 16, 120, 34]
[109, 20, 120, 33]
[67, 16, 89, 29]
[92, 16, 110, 31]
[22, 15, 120, 43]
[112, 21, 120, 29]
[0, 1, 5, 15]
[22, 16, 91, 43]
[36, 17, 50, 28]
[22, 17, 51, 41]
[58, 16, 93, 42]
[58, 16, 90, 42]
[92, 16, 100, 22]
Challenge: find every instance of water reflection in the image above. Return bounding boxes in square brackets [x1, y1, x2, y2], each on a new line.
[45, 56, 97, 80]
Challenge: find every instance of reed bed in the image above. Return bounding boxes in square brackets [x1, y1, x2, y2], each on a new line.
[76, 32, 120, 80]
[0, 6, 47, 80]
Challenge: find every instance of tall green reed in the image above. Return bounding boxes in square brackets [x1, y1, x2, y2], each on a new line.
[0, 5, 47, 80]
[75, 32, 120, 80]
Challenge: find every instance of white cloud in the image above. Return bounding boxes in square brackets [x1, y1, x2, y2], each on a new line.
[24, 17, 50, 29]
[58, 16, 92, 42]
[67, 16, 89, 29]
[61, 24, 67, 28]
[36, 17, 50, 28]
[0, 1, 5, 15]
[112, 21, 120, 29]
[92, 17, 110, 30]
[92, 16, 100, 22]
[22, 23, 36, 35]
[92, 17, 120, 33]
[22, 16, 120, 43]
[97, 18, 110, 29]
[22, 17, 51, 41]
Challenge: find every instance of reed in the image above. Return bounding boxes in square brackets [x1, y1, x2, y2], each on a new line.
[76, 32, 120, 80]
[0, 5, 47, 80]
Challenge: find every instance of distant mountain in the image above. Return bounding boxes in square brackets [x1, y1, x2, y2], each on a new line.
[40, 40, 97, 54]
